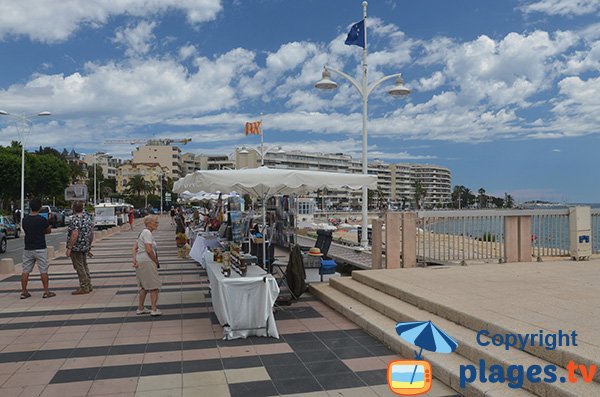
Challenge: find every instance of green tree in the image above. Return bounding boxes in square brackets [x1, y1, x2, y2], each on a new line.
[243, 193, 253, 209]
[414, 180, 427, 209]
[504, 193, 515, 208]
[126, 175, 147, 196]
[478, 188, 487, 209]
[0, 150, 21, 207]
[86, 164, 106, 200]
[28, 153, 71, 199]
[35, 146, 62, 158]
[68, 161, 87, 184]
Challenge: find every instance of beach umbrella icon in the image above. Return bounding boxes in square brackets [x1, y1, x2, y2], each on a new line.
[395, 321, 458, 384]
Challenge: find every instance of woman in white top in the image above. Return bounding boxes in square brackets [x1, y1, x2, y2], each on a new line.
[132, 215, 162, 316]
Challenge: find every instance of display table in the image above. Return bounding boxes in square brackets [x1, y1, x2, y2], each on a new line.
[189, 234, 222, 268]
[202, 251, 280, 340]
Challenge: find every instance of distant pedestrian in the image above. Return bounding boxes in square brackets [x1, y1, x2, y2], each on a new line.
[174, 208, 185, 235]
[169, 207, 176, 225]
[66, 201, 95, 295]
[132, 215, 162, 316]
[20, 197, 54, 299]
[128, 207, 134, 230]
[14, 208, 21, 225]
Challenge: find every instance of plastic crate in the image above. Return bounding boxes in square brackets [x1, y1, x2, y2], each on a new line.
[302, 252, 322, 268]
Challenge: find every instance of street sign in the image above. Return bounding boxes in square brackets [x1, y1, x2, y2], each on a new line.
[65, 185, 88, 201]
[165, 193, 172, 202]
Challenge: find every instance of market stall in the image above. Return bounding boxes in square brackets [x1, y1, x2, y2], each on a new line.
[173, 166, 377, 269]
[202, 250, 279, 340]
[173, 167, 377, 339]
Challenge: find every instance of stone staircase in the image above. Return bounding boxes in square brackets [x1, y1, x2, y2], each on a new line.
[310, 269, 600, 397]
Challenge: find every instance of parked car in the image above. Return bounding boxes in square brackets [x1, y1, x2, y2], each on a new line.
[40, 205, 65, 228]
[0, 230, 6, 253]
[0, 215, 19, 238]
[63, 209, 73, 226]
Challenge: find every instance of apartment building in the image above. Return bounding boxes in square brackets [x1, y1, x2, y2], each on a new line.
[82, 152, 122, 180]
[132, 144, 183, 179]
[412, 164, 452, 207]
[115, 162, 170, 194]
[181, 153, 235, 174]
[201, 146, 454, 209]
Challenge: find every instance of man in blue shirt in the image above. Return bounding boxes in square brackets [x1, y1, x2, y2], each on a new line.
[20, 197, 54, 299]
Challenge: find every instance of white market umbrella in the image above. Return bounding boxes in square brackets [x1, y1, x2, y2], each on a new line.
[179, 190, 238, 204]
[173, 167, 377, 268]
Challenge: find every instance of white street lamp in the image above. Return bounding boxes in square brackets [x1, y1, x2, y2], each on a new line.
[158, 171, 165, 215]
[93, 153, 97, 205]
[81, 152, 99, 205]
[0, 110, 51, 226]
[314, 1, 410, 248]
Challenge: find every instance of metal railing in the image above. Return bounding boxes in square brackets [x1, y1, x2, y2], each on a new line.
[415, 209, 570, 264]
[531, 211, 570, 258]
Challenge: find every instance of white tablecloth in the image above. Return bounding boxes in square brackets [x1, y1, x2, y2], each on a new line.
[203, 251, 280, 340]
[189, 236, 208, 268]
[189, 234, 223, 268]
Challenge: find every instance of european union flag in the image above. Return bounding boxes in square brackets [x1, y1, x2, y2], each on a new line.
[345, 20, 365, 48]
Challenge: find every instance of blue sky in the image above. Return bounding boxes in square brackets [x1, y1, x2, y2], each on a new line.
[0, 0, 599, 202]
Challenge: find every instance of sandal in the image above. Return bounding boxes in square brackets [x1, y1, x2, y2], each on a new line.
[20, 292, 31, 299]
[42, 291, 56, 299]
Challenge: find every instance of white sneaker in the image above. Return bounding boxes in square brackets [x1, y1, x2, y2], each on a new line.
[150, 309, 162, 316]
[136, 308, 151, 315]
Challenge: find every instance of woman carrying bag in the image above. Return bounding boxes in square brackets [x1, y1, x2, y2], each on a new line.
[132, 215, 162, 316]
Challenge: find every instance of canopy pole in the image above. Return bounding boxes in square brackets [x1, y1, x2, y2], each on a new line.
[262, 194, 267, 271]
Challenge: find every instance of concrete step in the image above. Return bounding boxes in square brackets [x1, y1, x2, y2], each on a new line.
[328, 276, 600, 397]
[350, 269, 600, 384]
[311, 283, 537, 397]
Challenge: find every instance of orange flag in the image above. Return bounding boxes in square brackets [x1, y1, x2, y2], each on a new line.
[245, 121, 261, 136]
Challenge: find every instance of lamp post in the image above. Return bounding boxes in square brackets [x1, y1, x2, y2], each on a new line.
[314, 1, 410, 248]
[81, 152, 98, 205]
[0, 110, 51, 226]
[93, 153, 97, 205]
[158, 171, 164, 215]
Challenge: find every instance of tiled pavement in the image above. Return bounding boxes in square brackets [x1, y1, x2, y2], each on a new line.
[0, 216, 460, 397]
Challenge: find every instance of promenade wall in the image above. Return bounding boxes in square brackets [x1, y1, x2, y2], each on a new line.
[372, 206, 598, 267]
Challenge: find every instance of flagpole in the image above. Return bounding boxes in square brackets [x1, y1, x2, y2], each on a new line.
[360, 1, 369, 248]
[260, 112, 264, 166]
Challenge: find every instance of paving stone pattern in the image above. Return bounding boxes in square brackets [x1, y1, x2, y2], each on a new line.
[0, 216, 460, 397]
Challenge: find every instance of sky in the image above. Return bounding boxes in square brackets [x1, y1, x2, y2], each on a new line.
[0, 0, 599, 203]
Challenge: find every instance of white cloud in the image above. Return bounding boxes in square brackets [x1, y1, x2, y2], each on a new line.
[563, 40, 600, 73]
[178, 44, 198, 60]
[0, 48, 257, 126]
[2, 6, 600, 151]
[417, 71, 445, 91]
[0, 0, 222, 43]
[550, 75, 600, 136]
[113, 21, 157, 57]
[266, 42, 316, 72]
[520, 0, 600, 16]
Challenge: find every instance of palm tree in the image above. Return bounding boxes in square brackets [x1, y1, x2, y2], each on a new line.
[478, 188, 487, 209]
[126, 175, 147, 196]
[504, 193, 515, 208]
[414, 181, 427, 210]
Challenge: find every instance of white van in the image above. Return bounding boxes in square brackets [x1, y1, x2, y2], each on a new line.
[94, 203, 133, 229]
